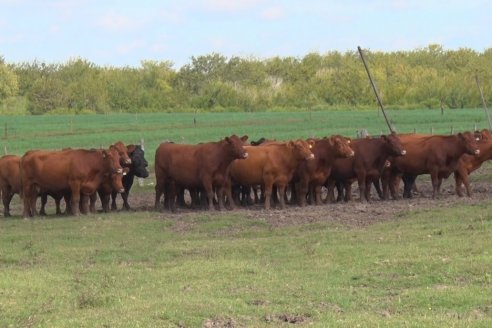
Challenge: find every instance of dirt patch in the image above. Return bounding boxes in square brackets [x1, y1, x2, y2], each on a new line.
[202, 317, 241, 328]
[10, 163, 492, 229]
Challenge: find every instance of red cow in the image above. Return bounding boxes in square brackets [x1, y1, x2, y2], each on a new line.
[0, 155, 21, 217]
[226, 139, 315, 210]
[327, 133, 406, 202]
[295, 135, 354, 206]
[20, 147, 125, 217]
[386, 132, 480, 199]
[154, 135, 249, 211]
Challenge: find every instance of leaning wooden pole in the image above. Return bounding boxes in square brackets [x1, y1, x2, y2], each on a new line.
[357, 46, 394, 133]
[475, 74, 492, 130]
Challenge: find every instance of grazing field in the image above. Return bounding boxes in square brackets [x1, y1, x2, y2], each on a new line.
[1, 109, 492, 327]
[0, 200, 491, 327]
[0, 108, 488, 164]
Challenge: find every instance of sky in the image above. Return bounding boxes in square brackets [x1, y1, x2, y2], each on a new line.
[0, 0, 490, 69]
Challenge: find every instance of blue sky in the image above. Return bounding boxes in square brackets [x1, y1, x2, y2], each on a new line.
[0, 0, 490, 69]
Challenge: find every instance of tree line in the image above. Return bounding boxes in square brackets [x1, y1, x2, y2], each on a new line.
[1, 44, 491, 115]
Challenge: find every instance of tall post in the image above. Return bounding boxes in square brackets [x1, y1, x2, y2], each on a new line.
[138, 138, 145, 187]
[475, 74, 492, 130]
[357, 46, 394, 133]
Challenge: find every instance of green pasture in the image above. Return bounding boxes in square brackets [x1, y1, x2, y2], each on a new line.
[0, 108, 489, 165]
[0, 203, 491, 327]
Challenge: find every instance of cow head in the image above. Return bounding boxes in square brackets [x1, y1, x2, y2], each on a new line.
[289, 139, 315, 161]
[112, 141, 132, 166]
[330, 135, 354, 158]
[128, 144, 149, 178]
[103, 146, 125, 193]
[458, 132, 480, 156]
[382, 133, 406, 156]
[225, 135, 249, 159]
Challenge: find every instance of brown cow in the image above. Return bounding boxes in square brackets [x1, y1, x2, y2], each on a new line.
[386, 132, 480, 199]
[226, 139, 315, 210]
[154, 135, 249, 211]
[454, 129, 492, 197]
[20, 147, 125, 218]
[327, 133, 406, 202]
[295, 135, 354, 206]
[113, 141, 132, 166]
[0, 155, 21, 217]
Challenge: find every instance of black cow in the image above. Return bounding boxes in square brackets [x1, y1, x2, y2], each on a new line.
[110, 145, 149, 210]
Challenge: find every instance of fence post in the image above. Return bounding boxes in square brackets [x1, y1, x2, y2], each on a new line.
[430, 127, 434, 135]
[138, 138, 145, 187]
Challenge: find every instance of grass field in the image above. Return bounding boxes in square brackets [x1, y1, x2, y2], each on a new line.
[1, 109, 492, 327]
[0, 108, 489, 165]
[0, 203, 491, 327]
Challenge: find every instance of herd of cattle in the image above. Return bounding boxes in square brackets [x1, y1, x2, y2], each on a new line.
[0, 129, 491, 218]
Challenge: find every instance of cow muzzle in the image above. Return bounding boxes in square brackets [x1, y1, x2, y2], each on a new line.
[308, 154, 315, 160]
[475, 149, 480, 155]
[125, 158, 132, 165]
[242, 153, 249, 159]
[113, 168, 124, 175]
[349, 150, 355, 157]
[401, 150, 407, 155]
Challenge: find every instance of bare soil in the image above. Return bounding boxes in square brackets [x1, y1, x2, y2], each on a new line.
[124, 173, 492, 228]
[7, 163, 492, 228]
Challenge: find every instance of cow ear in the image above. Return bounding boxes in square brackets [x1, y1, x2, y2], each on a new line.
[288, 141, 295, 148]
[381, 135, 388, 141]
[240, 135, 249, 142]
[225, 136, 230, 143]
[102, 150, 108, 158]
[127, 144, 136, 154]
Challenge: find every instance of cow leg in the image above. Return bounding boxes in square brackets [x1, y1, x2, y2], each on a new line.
[277, 184, 287, 209]
[2, 187, 14, 217]
[324, 179, 336, 203]
[389, 174, 402, 199]
[98, 191, 110, 213]
[365, 180, 372, 202]
[62, 194, 71, 215]
[344, 181, 353, 202]
[263, 180, 274, 210]
[402, 175, 414, 198]
[204, 184, 215, 211]
[154, 179, 165, 211]
[430, 171, 439, 199]
[70, 185, 81, 216]
[54, 196, 62, 215]
[111, 191, 118, 211]
[79, 194, 90, 214]
[373, 179, 384, 200]
[39, 194, 48, 216]
[299, 179, 309, 207]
